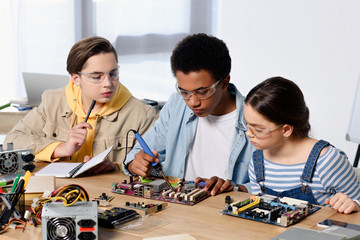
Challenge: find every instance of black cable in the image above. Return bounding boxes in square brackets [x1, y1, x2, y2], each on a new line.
[122, 129, 137, 175]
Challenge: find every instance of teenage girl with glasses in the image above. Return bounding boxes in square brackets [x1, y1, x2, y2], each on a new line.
[244, 76, 360, 214]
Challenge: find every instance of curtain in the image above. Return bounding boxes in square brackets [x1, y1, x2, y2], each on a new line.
[0, 0, 26, 103]
[0, 0, 74, 105]
[92, 0, 216, 101]
[0, 0, 216, 104]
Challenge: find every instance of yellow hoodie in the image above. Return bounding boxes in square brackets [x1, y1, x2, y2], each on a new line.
[35, 79, 132, 162]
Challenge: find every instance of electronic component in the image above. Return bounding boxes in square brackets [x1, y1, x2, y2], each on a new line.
[132, 130, 175, 191]
[149, 179, 168, 193]
[98, 207, 140, 229]
[0, 143, 35, 182]
[125, 201, 168, 215]
[41, 201, 98, 240]
[112, 177, 210, 206]
[184, 182, 196, 190]
[29, 184, 90, 226]
[221, 194, 321, 227]
[94, 193, 114, 207]
[225, 195, 231, 209]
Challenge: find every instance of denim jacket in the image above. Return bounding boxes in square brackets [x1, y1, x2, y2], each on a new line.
[123, 84, 255, 190]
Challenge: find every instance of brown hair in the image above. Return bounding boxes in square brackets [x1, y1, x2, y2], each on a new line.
[66, 36, 118, 74]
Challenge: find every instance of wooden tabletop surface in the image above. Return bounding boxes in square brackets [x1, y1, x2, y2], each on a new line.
[2, 163, 360, 240]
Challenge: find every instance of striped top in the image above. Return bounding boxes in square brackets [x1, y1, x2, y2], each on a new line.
[248, 145, 360, 206]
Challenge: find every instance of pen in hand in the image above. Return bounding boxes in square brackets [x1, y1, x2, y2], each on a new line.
[84, 100, 96, 123]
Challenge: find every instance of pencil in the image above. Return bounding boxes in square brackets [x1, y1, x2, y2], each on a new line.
[0, 102, 10, 110]
[84, 100, 96, 122]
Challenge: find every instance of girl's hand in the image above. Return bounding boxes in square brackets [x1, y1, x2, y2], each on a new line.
[325, 192, 360, 214]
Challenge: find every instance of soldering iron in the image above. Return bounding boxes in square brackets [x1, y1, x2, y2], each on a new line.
[130, 130, 175, 191]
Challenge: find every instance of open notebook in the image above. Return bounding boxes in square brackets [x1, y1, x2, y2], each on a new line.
[35, 146, 113, 178]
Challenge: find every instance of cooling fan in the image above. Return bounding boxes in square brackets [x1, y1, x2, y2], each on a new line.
[0, 143, 35, 178]
[0, 151, 18, 174]
[42, 201, 98, 240]
[46, 217, 77, 240]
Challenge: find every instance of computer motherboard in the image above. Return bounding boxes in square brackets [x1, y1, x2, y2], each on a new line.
[112, 177, 210, 205]
[221, 194, 321, 227]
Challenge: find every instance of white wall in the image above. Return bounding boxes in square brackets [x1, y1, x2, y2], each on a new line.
[217, 0, 360, 164]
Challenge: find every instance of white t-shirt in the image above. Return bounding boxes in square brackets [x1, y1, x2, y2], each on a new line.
[184, 109, 237, 181]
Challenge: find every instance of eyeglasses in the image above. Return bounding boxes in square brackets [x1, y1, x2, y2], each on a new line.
[78, 66, 120, 83]
[176, 79, 222, 100]
[241, 115, 282, 139]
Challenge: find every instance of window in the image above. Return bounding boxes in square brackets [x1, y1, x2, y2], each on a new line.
[0, 0, 75, 103]
[86, 0, 217, 101]
[1, 0, 217, 103]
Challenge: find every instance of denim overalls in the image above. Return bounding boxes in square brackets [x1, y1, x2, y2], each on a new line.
[253, 140, 329, 205]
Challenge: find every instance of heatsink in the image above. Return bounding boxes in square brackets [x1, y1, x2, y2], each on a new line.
[42, 201, 98, 240]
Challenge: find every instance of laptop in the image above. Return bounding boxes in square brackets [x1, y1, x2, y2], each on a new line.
[11, 72, 69, 107]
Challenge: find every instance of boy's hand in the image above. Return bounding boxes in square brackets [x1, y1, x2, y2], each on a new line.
[195, 176, 233, 196]
[325, 192, 360, 214]
[128, 150, 159, 177]
[53, 122, 92, 158]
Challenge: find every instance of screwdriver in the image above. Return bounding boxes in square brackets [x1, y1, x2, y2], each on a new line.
[133, 131, 175, 192]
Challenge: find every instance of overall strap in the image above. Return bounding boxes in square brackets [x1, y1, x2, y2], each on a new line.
[300, 140, 330, 183]
[253, 150, 265, 183]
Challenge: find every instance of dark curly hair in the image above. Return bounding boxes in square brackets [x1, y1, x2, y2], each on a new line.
[170, 33, 231, 81]
[245, 76, 311, 138]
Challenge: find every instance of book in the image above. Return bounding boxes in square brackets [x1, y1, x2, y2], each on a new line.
[35, 146, 113, 178]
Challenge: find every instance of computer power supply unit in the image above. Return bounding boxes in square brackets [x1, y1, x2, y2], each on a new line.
[0, 143, 35, 181]
[41, 201, 98, 240]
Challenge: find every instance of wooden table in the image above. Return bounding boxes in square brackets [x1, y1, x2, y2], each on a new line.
[2, 166, 360, 240]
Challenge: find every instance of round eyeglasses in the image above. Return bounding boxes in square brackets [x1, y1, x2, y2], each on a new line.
[241, 115, 283, 139]
[78, 66, 120, 84]
[176, 79, 221, 100]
